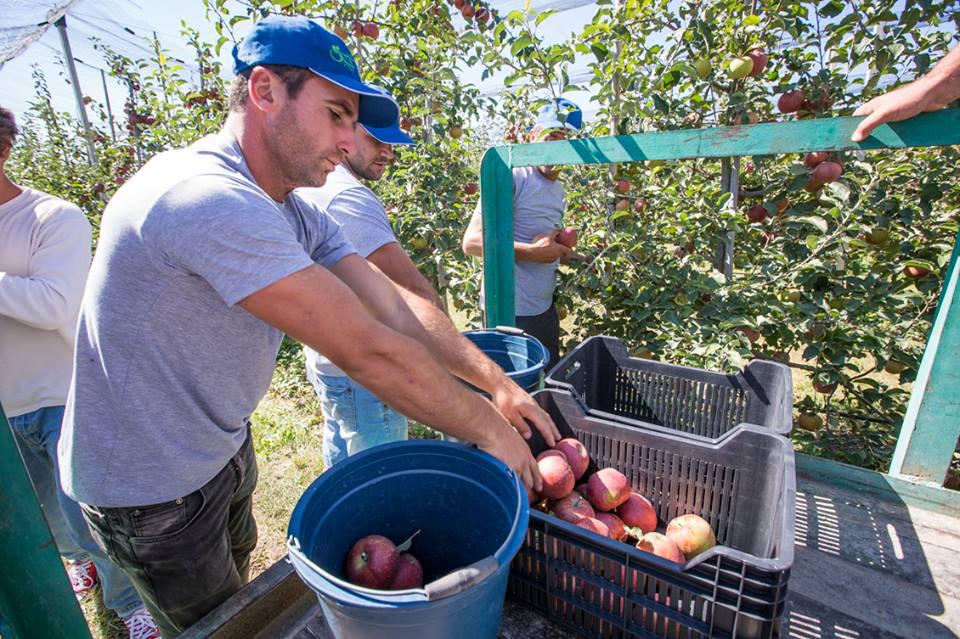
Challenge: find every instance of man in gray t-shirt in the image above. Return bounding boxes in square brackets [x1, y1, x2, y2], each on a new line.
[300, 108, 546, 468]
[462, 98, 585, 366]
[58, 17, 557, 637]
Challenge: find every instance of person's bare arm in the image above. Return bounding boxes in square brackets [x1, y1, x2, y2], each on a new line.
[366, 241, 444, 309]
[395, 286, 560, 447]
[238, 260, 541, 490]
[462, 207, 572, 263]
[852, 45, 960, 142]
[365, 240, 559, 444]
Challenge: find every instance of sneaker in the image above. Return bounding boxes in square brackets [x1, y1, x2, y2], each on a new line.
[67, 559, 98, 601]
[122, 607, 161, 639]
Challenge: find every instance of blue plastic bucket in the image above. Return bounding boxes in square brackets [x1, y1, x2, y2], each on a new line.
[462, 326, 549, 393]
[287, 441, 529, 639]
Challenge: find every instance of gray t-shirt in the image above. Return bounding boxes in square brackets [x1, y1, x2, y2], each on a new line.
[480, 166, 565, 316]
[297, 165, 397, 378]
[60, 132, 355, 507]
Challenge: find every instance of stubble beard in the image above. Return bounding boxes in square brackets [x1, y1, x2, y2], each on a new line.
[266, 104, 333, 190]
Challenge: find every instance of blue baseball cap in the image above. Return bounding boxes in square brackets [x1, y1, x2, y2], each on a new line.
[359, 84, 416, 146]
[534, 97, 583, 132]
[232, 16, 399, 128]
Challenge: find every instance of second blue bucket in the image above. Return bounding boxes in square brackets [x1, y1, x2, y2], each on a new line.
[462, 326, 549, 393]
[287, 440, 529, 639]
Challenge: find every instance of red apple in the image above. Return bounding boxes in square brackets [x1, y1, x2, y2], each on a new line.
[552, 437, 588, 476]
[746, 48, 768, 76]
[595, 512, 627, 541]
[737, 326, 759, 344]
[636, 532, 685, 563]
[346, 535, 399, 588]
[616, 178, 631, 193]
[400, 118, 412, 131]
[812, 160, 842, 183]
[617, 493, 657, 534]
[804, 152, 830, 169]
[665, 514, 717, 559]
[551, 491, 595, 523]
[463, 182, 479, 195]
[585, 468, 630, 512]
[813, 380, 837, 394]
[747, 204, 768, 224]
[615, 198, 630, 211]
[352, 19, 364, 37]
[461, 3, 475, 17]
[362, 21, 380, 39]
[903, 265, 930, 279]
[388, 553, 423, 589]
[537, 449, 565, 462]
[538, 455, 575, 500]
[778, 90, 805, 114]
[575, 517, 610, 537]
[474, 7, 490, 23]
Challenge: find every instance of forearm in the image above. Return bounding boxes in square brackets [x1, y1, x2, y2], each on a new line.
[397, 286, 508, 392]
[343, 327, 508, 443]
[924, 45, 960, 105]
[0, 272, 76, 330]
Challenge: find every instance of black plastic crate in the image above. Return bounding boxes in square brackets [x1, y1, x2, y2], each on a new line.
[508, 389, 795, 639]
[545, 336, 793, 442]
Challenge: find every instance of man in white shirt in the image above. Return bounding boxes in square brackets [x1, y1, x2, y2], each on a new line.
[299, 91, 553, 466]
[0, 106, 159, 639]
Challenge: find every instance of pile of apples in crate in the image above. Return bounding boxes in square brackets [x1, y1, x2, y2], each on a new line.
[534, 437, 717, 563]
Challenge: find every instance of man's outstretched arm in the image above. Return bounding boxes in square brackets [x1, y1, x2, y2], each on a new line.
[238, 260, 543, 491]
[852, 44, 960, 142]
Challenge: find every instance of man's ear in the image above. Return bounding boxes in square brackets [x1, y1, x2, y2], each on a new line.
[0, 143, 10, 165]
[247, 66, 285, 113]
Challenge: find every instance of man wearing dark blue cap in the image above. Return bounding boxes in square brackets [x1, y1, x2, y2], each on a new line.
[299, 96, 554, 468]
[59, 17, 555, 636]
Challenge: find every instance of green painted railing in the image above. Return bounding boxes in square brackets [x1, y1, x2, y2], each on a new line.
[479, 108, 960, 486]
[0, 404, 92, 638]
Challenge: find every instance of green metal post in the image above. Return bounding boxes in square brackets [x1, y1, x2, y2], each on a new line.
[888, 228, 960, 483]
[478, 109, 960, 481]
[0, 404, 92, 638]
[479, 146, 518, 327]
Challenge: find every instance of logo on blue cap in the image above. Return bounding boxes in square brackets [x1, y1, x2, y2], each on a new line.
[329, 44, 356, 72]
[232, 16, 398, 128]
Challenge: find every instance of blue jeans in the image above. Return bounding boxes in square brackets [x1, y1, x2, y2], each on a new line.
[7, 405, 144, 617]
[306, 371, 408, 468]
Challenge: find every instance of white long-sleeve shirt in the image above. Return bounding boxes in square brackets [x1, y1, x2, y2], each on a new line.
[0, 187, 91, 418]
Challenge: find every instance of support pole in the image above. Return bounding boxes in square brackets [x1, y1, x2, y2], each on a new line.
[54, 16, 97, 166]
[889, 227, 960, 484]
[101, 68, 116, 141]
[0, 404, 92, 638]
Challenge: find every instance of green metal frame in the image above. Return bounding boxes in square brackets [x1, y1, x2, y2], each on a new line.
[0, 404, 92, 638]
[480, 108, 960, 486]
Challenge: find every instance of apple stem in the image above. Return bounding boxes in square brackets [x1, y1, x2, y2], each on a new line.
[396, 529, 421, 552]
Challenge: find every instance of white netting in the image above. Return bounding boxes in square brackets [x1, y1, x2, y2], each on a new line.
[0, 1, 79, 66]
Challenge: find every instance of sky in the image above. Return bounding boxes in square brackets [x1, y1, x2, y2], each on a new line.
[0, 0, 602, 132]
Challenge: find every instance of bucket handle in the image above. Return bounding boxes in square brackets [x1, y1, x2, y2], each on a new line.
[493, 325, 527, 337]
[423, 556, 499, 600]
[287, 539, 499, 602]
